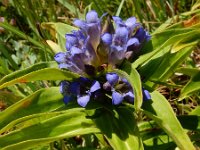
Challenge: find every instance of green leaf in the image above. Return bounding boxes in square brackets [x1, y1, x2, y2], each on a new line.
[115, 0, 125, 16]
[178, 115, 200, 131]
[139, 45, 193, 88]
[176, 67, 200, 76]
[179, 70, 200, 99]
[142, 91, 195, 150]
[57, 0, 84, 18]
[94, 107, 144, 150]
[171, 30, 200, 53]
[110, 64, 142, 111]
[46, 40, 62, 53]
[0, 22, 52, 54]
[0, 90, 22, 105]
[0, 109, 100, 150]
[0, 87, 64, 130]
[0, 62, 80, 89]
[0, 42, 19, 70]
[133, 28, 198, 69]
[0, 61, 56, 82]
[41, 22, 77, 51]
[190, 106, 200, 116]
[176, 68, 200, 99]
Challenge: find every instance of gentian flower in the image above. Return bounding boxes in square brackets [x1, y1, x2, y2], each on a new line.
[55, 10, 151, 107]
[60, 77, 101, 107]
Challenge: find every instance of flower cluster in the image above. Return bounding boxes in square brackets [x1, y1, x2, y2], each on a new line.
[55, 10, 151, 107]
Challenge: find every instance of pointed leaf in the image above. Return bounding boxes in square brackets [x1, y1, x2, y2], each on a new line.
[179, 70, 200, 99]
[0, 87, 64, 130]
[41, 22, 77, 51]
[0, 109, 100, 150]
[0, 22, 52, 54]
[94, 107, 143, 150]
[142, 91, 195, 150]
[0, 66, 80, 89]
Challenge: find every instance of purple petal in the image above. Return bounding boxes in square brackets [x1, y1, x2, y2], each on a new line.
[77, 95, 90, 107]
[106, 73, 119, 86]
[63, 95, 72, 104]
[54, 52, 66, 63]
[73, 19, 86, 29]
[135, 27, 151, 43]
[60, 81, 69, 94]
[143, 89, 151, 101]
[109, 46, 126, 65]
[121, 78, 128, 84]
[58, 63, 70, 69]
[122, 78, 131, 87]
[115, 27, 129, 39]
[125, 17, 136, 28]
[112, 16, 124, 26]
[86, 10, 99, 23]
[90, 81, 101, 93]
[70, 46, 83, 56]
[124, 91, 134, 102]
[101, 33, 112, 45]
[79, 77, 91, 83]
[111, 45, 124, 52]
[69, 81, 80, 95]
[112, 91, 124, 105]
[86, 23, 101, 53]
[145, 31, 151, 42]
[65, 34, 78, 50]
[103, 82, 112, 91]
[127, 38, 140, 47]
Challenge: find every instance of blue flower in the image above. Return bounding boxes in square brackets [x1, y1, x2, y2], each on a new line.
[105, 73, 135, 105]
[77, 80, 101, 107]
[55, 10, 151, 107]
[100, 16, 150, 65]
[73, 10, 101, 65]
[142, 89, 151, 101]
[60, 78, 101, 107]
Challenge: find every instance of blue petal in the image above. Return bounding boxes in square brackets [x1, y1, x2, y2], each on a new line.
[101, 33, 112, 45]
[86, 23, 101, 52]
[112, 16, 124, 26]
[121, 78, 128, 84]
[90, 81, 101, 93]
[65, 34, 78, 50]
[73, 19, 87, 29]
[145, 31, 151, 42]
[70, 46, 83, 56]
[112, 91, 124, 105]
[63, 95, 72, 104]
[124, 91, 134, 102]
[106, 73, 119, 86]
[109, 46, 125, 65]
[127, 38, 140, 47]
[121, 78, 131, 87]
[54, 52, 66, 63]
[77, 95, 90, 107]
[69, 81, 80, 95]
[60, 81, 69, 94]
[79, 77, 91, 83]
[86, 10, 99, 23]
[135, 27, 151, 43]
[143, 89, 151, 101]
[103, 82, 112, 91]
[58, 63, 70, 69]
[125, 17, 136, 28]
[111, 45, 124, 52]
[115, 27, 129, 39]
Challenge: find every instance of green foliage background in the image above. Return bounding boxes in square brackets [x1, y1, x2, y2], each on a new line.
[0, 0, 200, 149]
